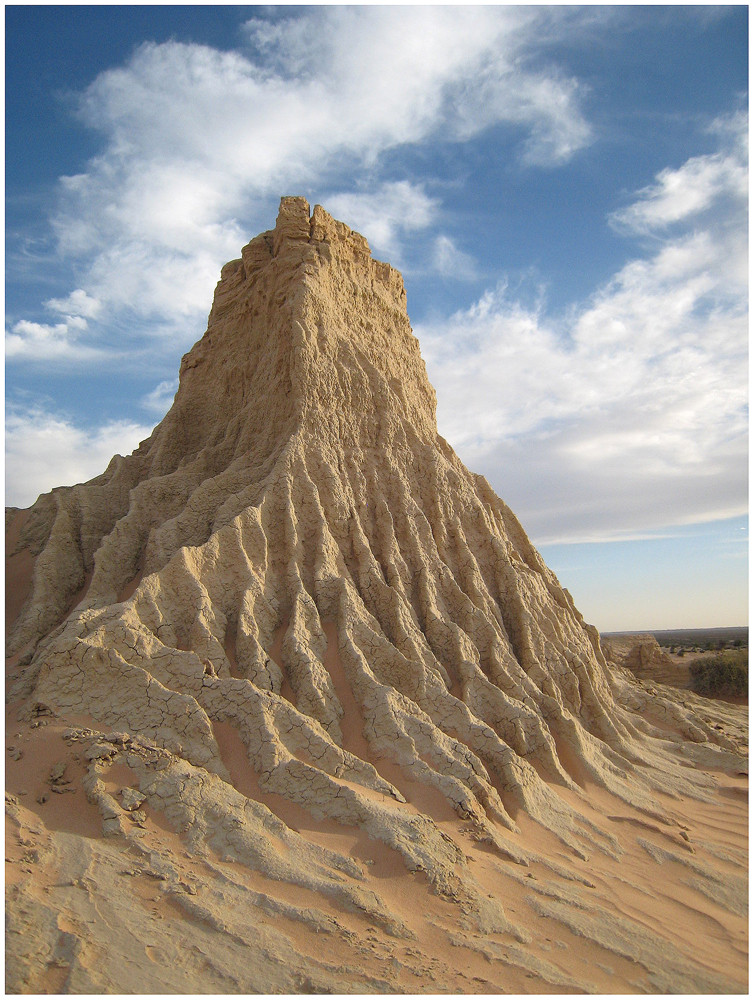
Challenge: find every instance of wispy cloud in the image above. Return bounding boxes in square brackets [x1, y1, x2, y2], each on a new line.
[243, 6, 593, 164]
[326, 182, 438, 258]
[420, 113, 748, 544]
[432, 235, 479, 281]
[5, 406, 153, 508]
[141, 378, 178, 416]
[7, 7, 594, 358]
[610, 110, 747, 235]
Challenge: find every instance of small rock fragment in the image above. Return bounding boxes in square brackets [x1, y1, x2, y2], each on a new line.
[120, 787, 146, 812]
[49, 761, 68, 783]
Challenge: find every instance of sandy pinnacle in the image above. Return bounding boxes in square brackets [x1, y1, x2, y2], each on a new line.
[6, 197, 747, 994]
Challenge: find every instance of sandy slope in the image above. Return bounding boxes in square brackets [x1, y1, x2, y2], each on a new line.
[5, 690, 748, 994]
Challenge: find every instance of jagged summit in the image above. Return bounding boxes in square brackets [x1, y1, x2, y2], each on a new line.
[6, 199, 747, 994]
[156, 196, 437, 466]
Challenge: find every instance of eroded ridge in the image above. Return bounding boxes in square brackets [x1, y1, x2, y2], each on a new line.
[6, 198, 747, 994]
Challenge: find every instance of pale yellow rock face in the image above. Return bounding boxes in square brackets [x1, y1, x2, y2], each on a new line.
[6, 199, 747, 993]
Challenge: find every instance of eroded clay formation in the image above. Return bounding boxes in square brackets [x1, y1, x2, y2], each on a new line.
[6, 199, 747, 992]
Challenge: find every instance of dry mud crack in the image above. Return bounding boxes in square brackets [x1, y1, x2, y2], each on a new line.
[6, 198, 748, 994]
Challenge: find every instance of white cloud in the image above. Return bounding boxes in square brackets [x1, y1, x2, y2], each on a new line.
[5, 316, 103, 362]
[610, 111, 747, 234]
[141, 378, 178, 416]
[325, 182, 438, 258]
[420, 122, 748, 544]
[9, 7, 593, 354]
[45, 288, 102, 319]
[243, 6, 592, 161]
[450, 63, 591, 166]
[432, 236, 479, 281]
[5, 406, 153, 509]
[6, 289, 106, 362]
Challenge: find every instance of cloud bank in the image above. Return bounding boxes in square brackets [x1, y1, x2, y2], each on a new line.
[6, 407, 153, 509]
[420, 113, 748, 543]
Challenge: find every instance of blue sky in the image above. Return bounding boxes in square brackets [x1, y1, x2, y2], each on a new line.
[5, 5, 748, 631]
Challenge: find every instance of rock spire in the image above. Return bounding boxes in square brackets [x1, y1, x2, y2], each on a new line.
[6, 198, 747, 993]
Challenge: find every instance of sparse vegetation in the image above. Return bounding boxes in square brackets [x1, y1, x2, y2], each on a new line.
[689, 649, 748, 699]
[646, 627, 747, 652]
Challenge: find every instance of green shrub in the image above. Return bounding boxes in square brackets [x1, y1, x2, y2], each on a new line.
[689, 649, 748, 699]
